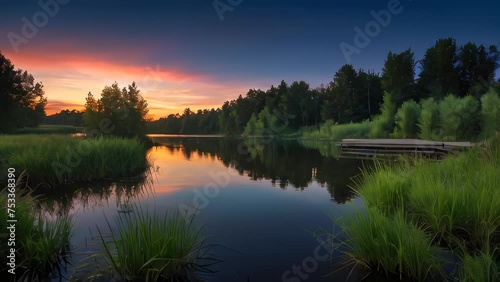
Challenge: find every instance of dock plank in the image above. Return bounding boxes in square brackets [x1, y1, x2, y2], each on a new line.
[335, 139, 474, 157]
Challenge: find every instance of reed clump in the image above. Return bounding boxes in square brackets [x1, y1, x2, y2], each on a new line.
[338, 208, 442, 281]
[85, 206, 220, 281]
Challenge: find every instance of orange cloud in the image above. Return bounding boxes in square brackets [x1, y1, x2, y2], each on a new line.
[1, 42, 258, 118]
[3, 46, 202, 83]
[45, 100, 84, 115]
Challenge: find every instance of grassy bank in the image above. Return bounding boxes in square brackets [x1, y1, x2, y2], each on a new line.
[0, 135, 149, 186]
[335, 133, 500, 280]
[12, 125, 83, 135]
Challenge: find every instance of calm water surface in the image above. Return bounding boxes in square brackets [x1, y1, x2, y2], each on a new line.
[39, 137, 373, 282]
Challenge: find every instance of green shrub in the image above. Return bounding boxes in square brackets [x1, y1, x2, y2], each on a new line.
[418, 98, 440, 140]
[369, 92, 396, 138]
[243, 114, 258, 136]
[480, 89, 500, 138]
[393, 100, 421, 138]
[243, 107, 291, 137]
[439, 95, 480, 141]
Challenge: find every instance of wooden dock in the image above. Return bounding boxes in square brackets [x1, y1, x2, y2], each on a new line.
[336, 139, 475, 157]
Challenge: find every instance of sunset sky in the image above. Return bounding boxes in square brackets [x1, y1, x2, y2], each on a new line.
[1, 0, 499, 118]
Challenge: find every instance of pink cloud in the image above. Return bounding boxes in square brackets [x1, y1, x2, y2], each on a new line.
[1, 40, 262, 118]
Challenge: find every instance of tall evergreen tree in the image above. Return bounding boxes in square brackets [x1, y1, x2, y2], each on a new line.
[381, 48, 416, 107]
[418, 38, 460, 99]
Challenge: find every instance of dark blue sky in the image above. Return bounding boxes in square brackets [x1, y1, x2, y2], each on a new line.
[1, 0, 499, 115]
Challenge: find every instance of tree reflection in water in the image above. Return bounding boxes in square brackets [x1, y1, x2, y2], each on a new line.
[154, 137, 372, 204]
[34, 170, 153, 217]
[34, 137, 371, 216]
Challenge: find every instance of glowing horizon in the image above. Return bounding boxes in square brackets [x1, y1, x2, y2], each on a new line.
[2, 46, 257, 118]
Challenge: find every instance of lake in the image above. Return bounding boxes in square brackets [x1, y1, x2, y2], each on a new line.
[38, 136, 373, 281]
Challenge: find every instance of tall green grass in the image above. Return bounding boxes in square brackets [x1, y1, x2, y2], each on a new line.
[338, 208, 442, 281]
[352, 163, 411, 215]
[407, 151, 500, 249]
[0, 182, 73, 280]
[0, 135, 149, 185]
[85, 206, 219, 281]
[458, 251, 499, 282]
[354, 148, 500, 250]
[340, 134, 500, 279]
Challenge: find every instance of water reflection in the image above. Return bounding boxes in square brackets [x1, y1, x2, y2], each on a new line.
[34, 173, 153, 217]
[29, 137, 372, 281]
[32, 137, 369, 217]
[152, 137, 370, 204]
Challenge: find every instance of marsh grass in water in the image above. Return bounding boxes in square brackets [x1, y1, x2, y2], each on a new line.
[351, 162, 412, 216]
[337, 133, 500, 280]
[0, 135, 149, 185]
[458, 250, 500, 282]
[336, 207, 443, 281]
[83, 206, 220, 281]
[353, 143, 500, 250]
[0, 178, 73, 280]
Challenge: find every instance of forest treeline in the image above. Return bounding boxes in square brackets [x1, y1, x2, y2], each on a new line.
[44, 109, 83, 126]
[148, 38, 500, 136]
[2, 37, 499, 136]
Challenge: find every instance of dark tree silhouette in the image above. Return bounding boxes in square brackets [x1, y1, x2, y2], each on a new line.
[382, 48, 416, 107]
[0, 51, 47, 131]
